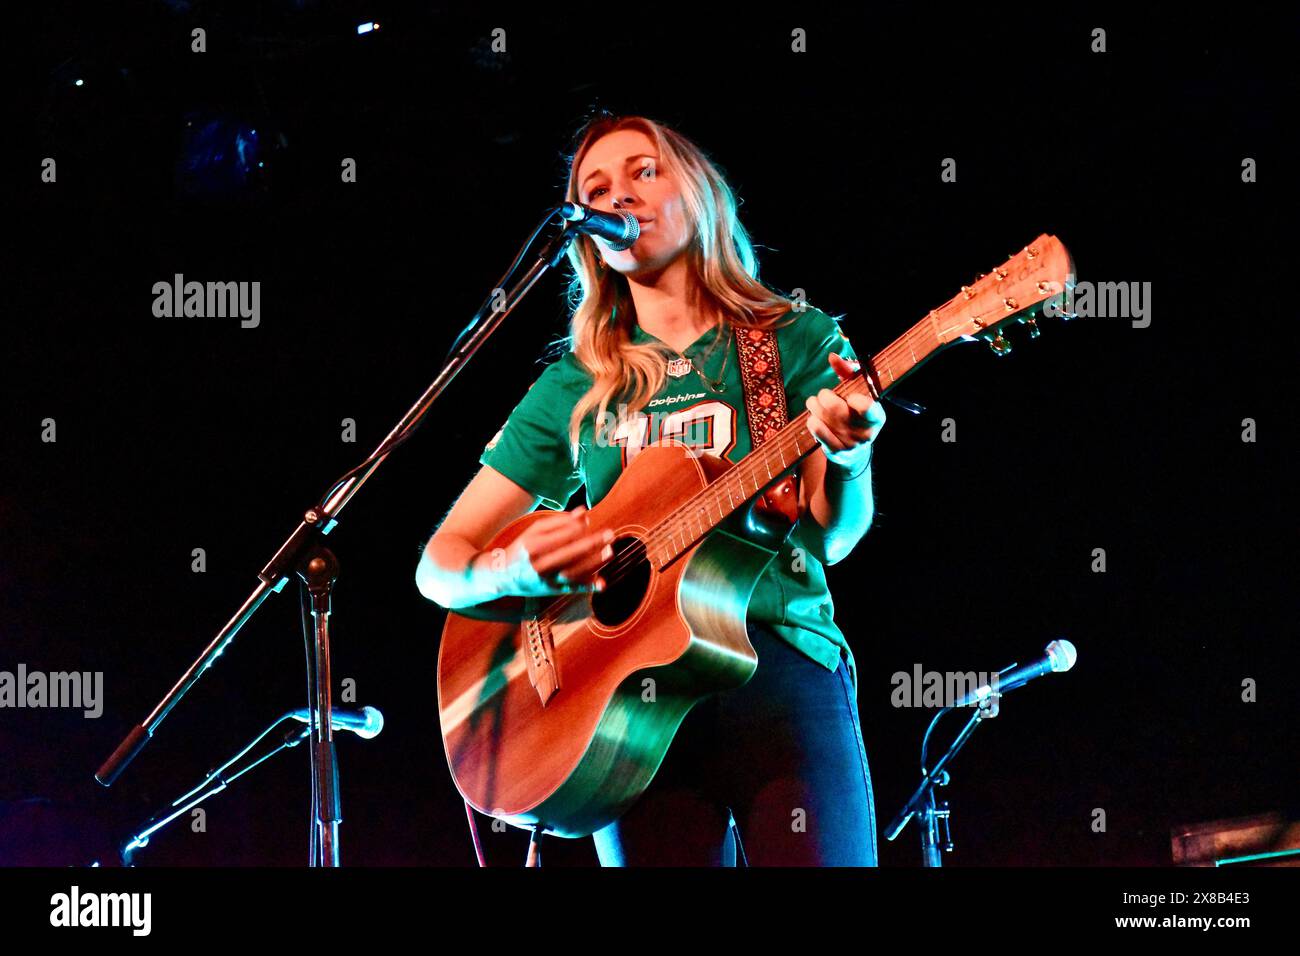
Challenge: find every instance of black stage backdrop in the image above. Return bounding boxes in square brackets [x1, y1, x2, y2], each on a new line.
[1, 4, 1295, 868]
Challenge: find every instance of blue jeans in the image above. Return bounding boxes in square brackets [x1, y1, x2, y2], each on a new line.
[593, 622, 878, 866]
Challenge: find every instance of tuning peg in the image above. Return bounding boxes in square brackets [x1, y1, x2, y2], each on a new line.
[1019, 315, 1041, 339]
[987, 333, 1012, 357]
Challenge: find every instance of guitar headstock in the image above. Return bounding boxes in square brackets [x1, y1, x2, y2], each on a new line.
[930, 234, 1076, 357]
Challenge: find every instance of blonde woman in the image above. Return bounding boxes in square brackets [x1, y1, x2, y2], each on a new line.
[417, 113, 884, 865]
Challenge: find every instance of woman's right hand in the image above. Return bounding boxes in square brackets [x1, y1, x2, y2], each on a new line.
[479, 505, 615, 598]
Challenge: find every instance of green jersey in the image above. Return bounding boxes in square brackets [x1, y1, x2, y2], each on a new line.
[479, 307, 864, 694]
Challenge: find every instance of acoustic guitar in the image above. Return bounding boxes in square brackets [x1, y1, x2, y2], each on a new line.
[438, 235, 1075, 837]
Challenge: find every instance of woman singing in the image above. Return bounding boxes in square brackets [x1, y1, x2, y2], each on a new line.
[416, 112, 884, 866]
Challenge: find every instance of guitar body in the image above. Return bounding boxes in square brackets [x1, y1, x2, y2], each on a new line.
[437, 441, 791, 838]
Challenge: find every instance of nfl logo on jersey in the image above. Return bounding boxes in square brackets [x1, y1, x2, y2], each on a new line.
[665, 357, 692, 378]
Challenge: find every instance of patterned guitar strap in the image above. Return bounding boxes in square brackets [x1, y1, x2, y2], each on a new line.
[734, 325, 802, 525]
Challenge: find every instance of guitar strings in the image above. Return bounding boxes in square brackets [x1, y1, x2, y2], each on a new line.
[532, 328, 944, 625]
[535, 415, 822, 625]
[533, 365, 891, 625]
[536, 458, 793, 624]
[587, 289, 1048, 589]
[527, 268, 1055, 624]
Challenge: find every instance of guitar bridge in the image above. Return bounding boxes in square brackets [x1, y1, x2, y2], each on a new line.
[524, 616, 560, 706]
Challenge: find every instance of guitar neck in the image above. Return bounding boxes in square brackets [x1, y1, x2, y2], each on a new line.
[643, 234, 1074, 569]
[646, 315, 945, 569]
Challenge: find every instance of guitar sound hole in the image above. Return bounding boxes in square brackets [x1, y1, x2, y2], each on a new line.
[590, 536, 650, 627]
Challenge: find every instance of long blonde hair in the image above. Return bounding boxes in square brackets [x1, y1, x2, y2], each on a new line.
[559, 113, 799, 460]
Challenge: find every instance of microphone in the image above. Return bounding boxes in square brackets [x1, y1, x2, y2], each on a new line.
[951, 639, 1077, 708]
[287, 705, 385, 739]
[558, 202, 640, 251]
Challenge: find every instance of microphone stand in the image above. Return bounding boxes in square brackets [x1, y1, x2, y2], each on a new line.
[301, 547, 341, 865]
[119, 710, 377, 865]
[884, 697, 998, 867]
[95, 211, 580, 863]
[886, 644, 1075, 865]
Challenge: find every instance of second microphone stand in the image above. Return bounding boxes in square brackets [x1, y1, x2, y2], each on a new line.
[884, 696, 999, 867]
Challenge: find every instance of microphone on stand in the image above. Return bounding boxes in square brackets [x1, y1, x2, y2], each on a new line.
[558, 202, 640, 250]
[286, 705, 385, 739]
[951, 639, 1078, 708]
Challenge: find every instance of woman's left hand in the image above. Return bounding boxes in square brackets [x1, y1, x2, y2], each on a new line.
[805, 352, 886, 469]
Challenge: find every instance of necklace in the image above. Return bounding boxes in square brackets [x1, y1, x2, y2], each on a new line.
[670, 324, 730, 393]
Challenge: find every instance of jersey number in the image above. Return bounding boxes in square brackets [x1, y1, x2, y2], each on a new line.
[609, 400, 736, 466]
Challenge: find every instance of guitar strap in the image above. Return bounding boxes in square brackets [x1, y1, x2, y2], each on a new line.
[734, 325, 802, 524]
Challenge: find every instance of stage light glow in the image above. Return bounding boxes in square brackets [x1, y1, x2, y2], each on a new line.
[177, 112, 266, 198]
[357, 22, 380, 35]
[74, 79, 83, 86]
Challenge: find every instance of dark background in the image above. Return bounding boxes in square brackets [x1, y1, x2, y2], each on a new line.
[1, 3, 1295, 867]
